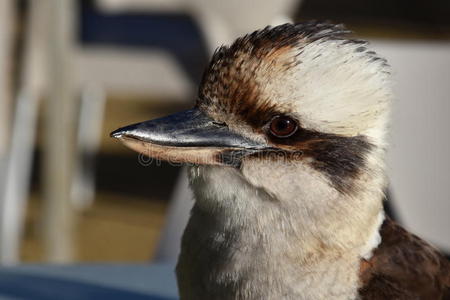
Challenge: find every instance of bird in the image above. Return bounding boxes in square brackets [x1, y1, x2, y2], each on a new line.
[111, 22, 450, 300]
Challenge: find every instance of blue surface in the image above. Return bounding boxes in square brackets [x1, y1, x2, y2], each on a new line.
[0, 264, 178, 300]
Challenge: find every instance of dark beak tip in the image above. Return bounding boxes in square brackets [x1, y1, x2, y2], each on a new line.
[110, 128, 126, 139]
[110, 123, 143, 140]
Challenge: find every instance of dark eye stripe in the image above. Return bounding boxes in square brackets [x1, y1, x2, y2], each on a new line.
[268, 127, 374, 195]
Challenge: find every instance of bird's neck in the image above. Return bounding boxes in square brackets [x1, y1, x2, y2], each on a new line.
[177, 165, 385, 299]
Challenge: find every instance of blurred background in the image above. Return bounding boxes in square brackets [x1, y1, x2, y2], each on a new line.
[0, 0, 449, 268]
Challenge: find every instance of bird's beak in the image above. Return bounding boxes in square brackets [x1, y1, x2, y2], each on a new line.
[110, 108, 267, 166]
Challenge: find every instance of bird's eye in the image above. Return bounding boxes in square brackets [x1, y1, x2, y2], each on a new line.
[269, 115, 298, 138]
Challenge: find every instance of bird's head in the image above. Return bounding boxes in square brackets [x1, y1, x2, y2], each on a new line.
[112, 23, 391, 254]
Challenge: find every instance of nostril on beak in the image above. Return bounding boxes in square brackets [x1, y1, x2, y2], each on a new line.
[212, 121, 228, 127]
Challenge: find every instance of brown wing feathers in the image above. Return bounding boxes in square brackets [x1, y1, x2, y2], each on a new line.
[359, 218, 450, 299]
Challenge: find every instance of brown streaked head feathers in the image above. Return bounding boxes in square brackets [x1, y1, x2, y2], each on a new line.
[197, 22, 389, 134]
[197, 22, 352, 127]
[195, 22, 390, 196]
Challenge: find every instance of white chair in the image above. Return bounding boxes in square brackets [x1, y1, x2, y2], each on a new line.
[0, 0, 195, 264]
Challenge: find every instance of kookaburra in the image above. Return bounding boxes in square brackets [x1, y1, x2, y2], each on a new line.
[111, 22, 450, 299]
